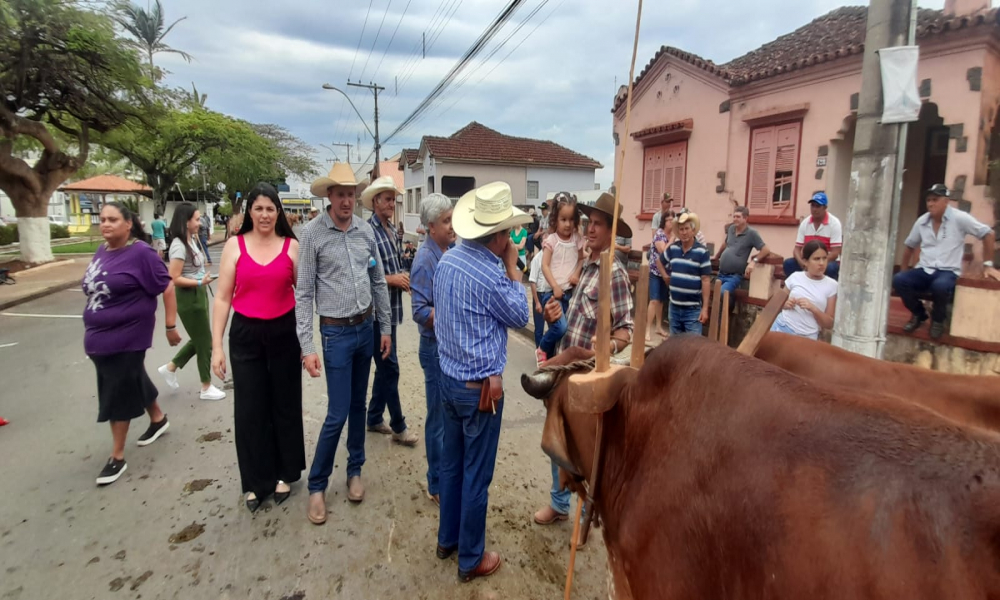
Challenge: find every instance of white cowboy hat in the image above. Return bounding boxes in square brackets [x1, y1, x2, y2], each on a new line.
[672, 210, 701, 236]
[360, 176, 404, 210]
[453, 181, 532, 240]
[310, 162, 366, 198]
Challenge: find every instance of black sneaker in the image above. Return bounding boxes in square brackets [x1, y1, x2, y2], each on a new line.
[903, 315, 927, 333]
[930, 321, 946, 339]
[96, 458, 127, 486]
[136, 416, 169, 447]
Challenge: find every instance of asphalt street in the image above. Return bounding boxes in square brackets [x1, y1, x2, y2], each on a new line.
[0, 243, 610, 600]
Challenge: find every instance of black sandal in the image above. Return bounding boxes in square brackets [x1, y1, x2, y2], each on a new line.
[274, 481, 290, 505]
[245, 493, 261, 513]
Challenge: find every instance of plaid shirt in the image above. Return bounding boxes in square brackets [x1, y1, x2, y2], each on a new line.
[295, 211, 391, 356]
[369, 213, 404, 326]
[558, 253, 634, 354]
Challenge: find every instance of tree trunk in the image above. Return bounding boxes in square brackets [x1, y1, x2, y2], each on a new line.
[6, 184, 54, 264]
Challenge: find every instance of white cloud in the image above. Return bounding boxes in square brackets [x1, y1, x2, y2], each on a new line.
[152, 0, 950, 188]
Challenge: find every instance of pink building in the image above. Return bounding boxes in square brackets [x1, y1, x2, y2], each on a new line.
[613, 0, 1000, 266]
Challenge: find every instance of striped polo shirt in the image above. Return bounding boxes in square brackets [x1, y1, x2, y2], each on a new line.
[795, 212, 843, 252]
[664, 240, 713, 307]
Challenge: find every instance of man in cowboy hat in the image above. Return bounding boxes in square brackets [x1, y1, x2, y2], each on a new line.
[532, 192, 634, 530]
[660, 211, 712, 335]
[360, 176, 419, 447]
[432, 181, 530, 582]
[297, 163, 392, 525]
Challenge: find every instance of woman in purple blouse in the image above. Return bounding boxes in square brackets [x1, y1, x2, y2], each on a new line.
[84, 202, 182, 486]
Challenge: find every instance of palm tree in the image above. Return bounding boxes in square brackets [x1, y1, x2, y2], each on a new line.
[112, 0, 192, 82]
[186, 82, 207, 107]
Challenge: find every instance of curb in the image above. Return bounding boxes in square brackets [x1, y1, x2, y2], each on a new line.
[0, 279, 80, 312]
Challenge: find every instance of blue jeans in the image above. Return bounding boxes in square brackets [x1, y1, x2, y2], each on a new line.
[367, 324, 407, 433]
[308, 318, 374, 493]
[438, 373, 504, 574]
[717, 273, 743, 297]
[892, 268, 957, 323]
[783, 257, 840, 280]
[532, 299, 546, 348]
[539, 290, 571, 356]
[418, 336, 445, 496]
[770, 319, 797, 335]
[550, 458, 570, 515]
[669, 304, 703, 336]
[198, 233, 211, 263]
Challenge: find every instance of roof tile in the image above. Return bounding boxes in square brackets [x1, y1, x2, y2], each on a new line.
[421, 122, 602, 169]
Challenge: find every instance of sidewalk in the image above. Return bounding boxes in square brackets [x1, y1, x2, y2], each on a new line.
[0, 259, 88, 311]
[0, 232, 227, 311]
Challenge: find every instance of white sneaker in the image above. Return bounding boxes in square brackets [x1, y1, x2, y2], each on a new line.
[158, 364, 179, 390]
[200, 385, 226, 401]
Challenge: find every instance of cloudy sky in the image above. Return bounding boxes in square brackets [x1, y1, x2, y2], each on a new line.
[154, 0, 948, 192]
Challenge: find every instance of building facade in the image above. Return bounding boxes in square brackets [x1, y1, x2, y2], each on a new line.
[613, 0, 1000, 266]
[399, 122, 601, 235]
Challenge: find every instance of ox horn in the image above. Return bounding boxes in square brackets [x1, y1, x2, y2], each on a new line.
[521, 371, 557, 399]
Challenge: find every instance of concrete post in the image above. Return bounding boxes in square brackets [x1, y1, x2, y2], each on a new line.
[831, 0, 914, 358]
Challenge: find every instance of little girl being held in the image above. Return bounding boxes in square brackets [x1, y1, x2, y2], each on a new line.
[537, 192, 584, 362]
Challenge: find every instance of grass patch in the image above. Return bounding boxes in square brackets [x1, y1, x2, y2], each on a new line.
[52, 240, 104, 254]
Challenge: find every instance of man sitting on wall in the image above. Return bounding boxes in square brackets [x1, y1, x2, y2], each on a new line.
[893, 184, 998, 340]
[713, 206, 771, 297]
[783, 192, 842, 280]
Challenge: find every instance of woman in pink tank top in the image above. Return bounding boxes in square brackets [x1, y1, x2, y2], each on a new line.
[209, 183, 305, 513]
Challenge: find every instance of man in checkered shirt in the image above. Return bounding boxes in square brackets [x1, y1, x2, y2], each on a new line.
[361, 177, 419, 447]
[532, 192, 634, 529]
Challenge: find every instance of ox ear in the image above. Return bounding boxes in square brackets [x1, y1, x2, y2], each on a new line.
[541, 401, 579, 476]
[565, 364, 637, 414]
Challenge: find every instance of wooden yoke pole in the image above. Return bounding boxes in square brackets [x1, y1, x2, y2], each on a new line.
[630, 255, 650, 368]
[592, 0, 642, 373]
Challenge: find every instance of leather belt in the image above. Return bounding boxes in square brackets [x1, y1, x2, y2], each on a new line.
[320, 305, 372, 327]
[465, 380, 484, 389]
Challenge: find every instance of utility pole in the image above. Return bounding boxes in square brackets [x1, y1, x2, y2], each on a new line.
[832, 0, 917, 358]
[347, 81, 385, 178]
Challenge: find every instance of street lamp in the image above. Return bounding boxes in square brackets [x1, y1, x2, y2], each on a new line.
[322, 84, 374, 140]
[323, 82, 382, 178]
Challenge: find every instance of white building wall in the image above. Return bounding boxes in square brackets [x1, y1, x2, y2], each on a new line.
[525, 167, 597, 207]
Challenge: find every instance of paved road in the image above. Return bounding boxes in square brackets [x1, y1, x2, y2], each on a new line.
[0, 245, 609, 600]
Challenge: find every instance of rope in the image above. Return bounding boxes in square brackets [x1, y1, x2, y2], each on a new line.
[534, 358, 596, 375]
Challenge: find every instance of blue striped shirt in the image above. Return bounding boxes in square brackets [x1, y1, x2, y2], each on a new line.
[368, 213, 404, 326]
[411, 240, 445, 339]
[664, 240, 712, 307]
[433, 241, 529, 381]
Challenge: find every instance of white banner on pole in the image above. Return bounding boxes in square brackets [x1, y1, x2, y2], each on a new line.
[879, 45, 921, 124]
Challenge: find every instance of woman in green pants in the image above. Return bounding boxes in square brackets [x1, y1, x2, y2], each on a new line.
[158, 202, 226, 401]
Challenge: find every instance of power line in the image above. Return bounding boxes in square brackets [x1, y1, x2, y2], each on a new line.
[425, 0, 550, 123]
[370, 0, 414, 84]
[359, 0, 394, 82]
[334, 0, 377, 145]
[395, 0, 464, 95]
[383, 0, 528, 144]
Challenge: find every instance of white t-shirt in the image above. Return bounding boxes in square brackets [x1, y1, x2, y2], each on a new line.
[528, 252, 549, 293]
[776, 272, 838, 340]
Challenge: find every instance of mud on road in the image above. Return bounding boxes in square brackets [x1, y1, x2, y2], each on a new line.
[0, 297, 609, 600]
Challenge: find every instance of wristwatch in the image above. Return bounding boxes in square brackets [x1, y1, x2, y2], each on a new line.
[985, 260, 995, 268]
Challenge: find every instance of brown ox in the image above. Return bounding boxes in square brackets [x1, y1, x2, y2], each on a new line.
[756, 331, 1000, 431]
[522, 336, 1000, 600]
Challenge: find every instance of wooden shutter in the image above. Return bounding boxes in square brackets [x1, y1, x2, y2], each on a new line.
[663, 142, 686, 206]
[642, 142, 686, 213]
[642, 146, 664, 213]
[748, 127, 775, 213]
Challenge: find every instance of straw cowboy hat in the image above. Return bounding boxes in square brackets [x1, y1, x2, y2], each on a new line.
[579, 192, 633, 239]
[310, 162, 367, 198]
[360, 176, 404, 211]
[672, 209, 701, 236]
[453, 181, 532, 240]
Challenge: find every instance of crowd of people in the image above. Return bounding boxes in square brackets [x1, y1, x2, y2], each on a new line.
[79, 166, 999, 582]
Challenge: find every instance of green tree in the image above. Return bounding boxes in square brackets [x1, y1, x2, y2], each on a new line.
[99, 97, 267, 213]
[112, 0, 191, 82]
[0, 0, 145, 263]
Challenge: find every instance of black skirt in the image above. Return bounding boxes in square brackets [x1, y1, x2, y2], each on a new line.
[91, 351, 158, 423]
